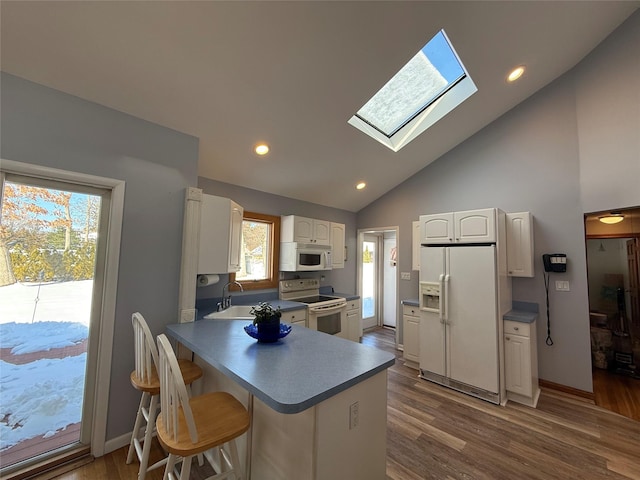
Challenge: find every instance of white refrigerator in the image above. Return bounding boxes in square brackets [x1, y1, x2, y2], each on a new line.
[419, 244, 503, 403]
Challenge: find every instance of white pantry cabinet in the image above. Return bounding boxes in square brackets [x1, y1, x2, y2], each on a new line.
[402, 304, 420, 369]
[412, 220, 420, 270]
[281, 215, 331, 244]
[419, 208, 497, 244]
[330, 222, 346, 269]
[506, 212, 534, 277]
[504, 320, 540, 407]
[198, 194, 243, 274]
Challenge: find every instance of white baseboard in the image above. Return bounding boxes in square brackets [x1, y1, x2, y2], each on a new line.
[103, 432, 132, 456]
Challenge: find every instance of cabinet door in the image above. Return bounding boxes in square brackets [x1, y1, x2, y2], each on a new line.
[228, 201, 243, 272]
[313, 220, 331, 244]
[403, 305, 420, 364]
[504, 334, 532, 397]
[420, 213, 454, 244]
[281, 308, 306, 327]
[346, 299, 362, 342]
[454, 208, 496, 243]
[506, 212, 534, 277]
[293, 216, 314, 243]
[198, 194, 244, 274]
[330, 222, 345, 268]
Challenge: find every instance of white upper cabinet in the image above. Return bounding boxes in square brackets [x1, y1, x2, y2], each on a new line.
[330, 222, 345, 269]
[282, 215, 331, 245]
[506, 212, 534, 277]
[198, 194, 243, 274]
[420, 208, 496, 244]
[420, 212, 454, 244]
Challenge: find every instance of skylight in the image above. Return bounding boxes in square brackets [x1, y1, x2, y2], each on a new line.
[349, 30, 477, 152]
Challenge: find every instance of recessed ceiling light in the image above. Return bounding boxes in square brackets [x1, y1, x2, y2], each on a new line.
[356, 182, 366, 190]
[255, 143, 269, 155]
[507, 66, 525, 83]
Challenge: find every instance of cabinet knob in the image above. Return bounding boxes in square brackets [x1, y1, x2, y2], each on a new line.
[506, 336, 511, 341]
[514, 327, 519, 331]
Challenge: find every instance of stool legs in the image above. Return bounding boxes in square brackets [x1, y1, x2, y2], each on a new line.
[127, 391, 161, 480]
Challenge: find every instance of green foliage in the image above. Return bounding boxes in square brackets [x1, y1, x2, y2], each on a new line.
[363, 246, 373, 263]
[9, 242, 95, 282]
[250, 302, 282, 325]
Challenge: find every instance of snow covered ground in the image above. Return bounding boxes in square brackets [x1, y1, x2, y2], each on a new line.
[0, 280, 92, 452]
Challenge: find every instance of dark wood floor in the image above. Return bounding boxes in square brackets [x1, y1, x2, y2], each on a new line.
[593, 368, 640, 421]
[21, 327, 640, 479]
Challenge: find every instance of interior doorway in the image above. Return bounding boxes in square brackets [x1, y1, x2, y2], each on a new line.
[358, 227, 398, 337]
[585, 207, 640, 420]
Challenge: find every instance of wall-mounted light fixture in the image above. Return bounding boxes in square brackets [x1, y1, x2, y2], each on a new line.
[598, 212, 624, 224]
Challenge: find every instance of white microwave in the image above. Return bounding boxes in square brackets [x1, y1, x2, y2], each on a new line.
[280, 242, 332, 271]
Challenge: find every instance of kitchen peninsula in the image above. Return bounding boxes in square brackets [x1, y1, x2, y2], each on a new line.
[166, 319, 395, 480]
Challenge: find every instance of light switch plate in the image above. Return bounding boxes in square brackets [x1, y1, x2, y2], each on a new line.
[401, 272, 411, 280]
[555, 280, 570, 291]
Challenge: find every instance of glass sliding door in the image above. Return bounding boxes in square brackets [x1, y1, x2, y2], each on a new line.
[0, 175, 104, 471]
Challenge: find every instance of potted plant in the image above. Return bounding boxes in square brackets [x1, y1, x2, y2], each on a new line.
[250, 302, 282, 341]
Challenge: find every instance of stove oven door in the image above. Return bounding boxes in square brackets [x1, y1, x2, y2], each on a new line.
[308, 302, 347, 338]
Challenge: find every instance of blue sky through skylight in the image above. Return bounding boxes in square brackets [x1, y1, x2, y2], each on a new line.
[355, 30, 466, 138]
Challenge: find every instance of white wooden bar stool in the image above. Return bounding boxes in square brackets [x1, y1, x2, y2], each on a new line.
[156, 334, 250, 480]
[127, 312, 203, 480]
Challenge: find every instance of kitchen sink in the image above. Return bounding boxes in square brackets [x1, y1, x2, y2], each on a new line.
[203, 305, 254, 320]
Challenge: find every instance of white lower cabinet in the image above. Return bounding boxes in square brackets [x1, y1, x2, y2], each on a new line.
[281, 308, 306, 327]
[346, 298, 362, 342]
[504, 320, 540, 407]
[402, 304, 420, 369]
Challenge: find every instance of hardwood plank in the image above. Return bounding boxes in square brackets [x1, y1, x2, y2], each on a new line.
[22, 327, 640, 480]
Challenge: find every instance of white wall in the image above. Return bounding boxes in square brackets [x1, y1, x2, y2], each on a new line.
[1, 73, 200, 441]
[357, 11, 640, 392]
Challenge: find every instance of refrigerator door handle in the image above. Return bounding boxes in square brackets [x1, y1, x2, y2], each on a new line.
[438, 274, 445, 323]
[440, 274, 449, 323]
[443, 274, 450, 323]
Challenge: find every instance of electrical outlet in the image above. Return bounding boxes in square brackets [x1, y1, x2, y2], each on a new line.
[349, 401, 359, 430]
[400, 272, 411, 281]
[555, 280, 570, 291]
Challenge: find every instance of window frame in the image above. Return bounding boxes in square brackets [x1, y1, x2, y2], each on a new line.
[230, 211, 280, 291]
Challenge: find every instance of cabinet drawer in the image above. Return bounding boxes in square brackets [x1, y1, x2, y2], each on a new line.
[281, 309, 306, 324]
[504, 320, 530, 337]
[346, 299, 360, 311]
[403, 304, 420, 317]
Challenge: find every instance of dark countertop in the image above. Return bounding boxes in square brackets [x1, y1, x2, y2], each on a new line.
[332, 292, 360, 301]
[166, 319, 395, 414]
[503, 301, 539, 324]
[401, 299, 419, 307]
[197, 287, 359, 319]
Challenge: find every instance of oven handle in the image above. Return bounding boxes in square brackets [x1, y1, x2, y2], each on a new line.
[308, 302, 346, 314]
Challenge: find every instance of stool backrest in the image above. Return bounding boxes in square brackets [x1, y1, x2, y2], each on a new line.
[157, 334, 199, 444]
[132, 312, 159, 384]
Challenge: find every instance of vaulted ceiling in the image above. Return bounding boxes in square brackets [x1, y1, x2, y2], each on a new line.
[2, 1, 638, 212]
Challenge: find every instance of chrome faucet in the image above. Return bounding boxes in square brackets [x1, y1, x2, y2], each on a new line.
[219, 281, 244, 310]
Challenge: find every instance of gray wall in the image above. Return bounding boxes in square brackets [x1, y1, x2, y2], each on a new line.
[357, 11, 640, 392]
[1, 73, 199, 440]
[196, 177, 357, 299]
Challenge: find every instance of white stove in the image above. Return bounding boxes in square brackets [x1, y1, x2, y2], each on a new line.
[279, 279, 347, 337]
